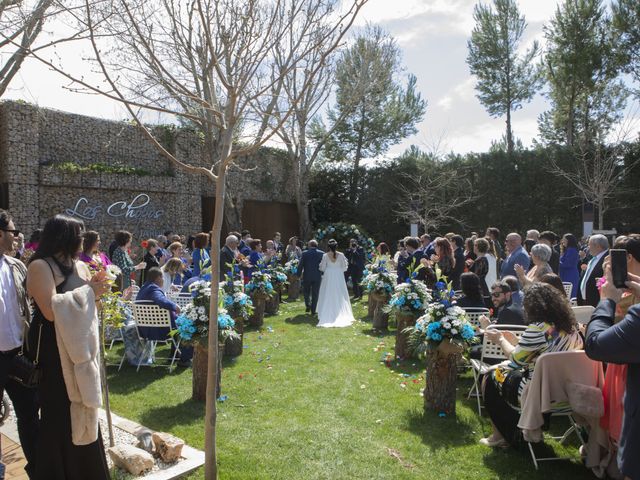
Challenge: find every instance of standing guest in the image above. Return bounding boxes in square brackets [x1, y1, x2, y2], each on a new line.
[559, 233, 581, 298]
[273, 232, 283, 254]
[345, 239, 366, 300]
[191, 232, 210, 278]
[219, 235, 239, 280]
[26, 215, 112, 479]
[298, 240, 324, 314]
[13, 232, 25, 259]
[392, 240, 407, 271]
[523, 238, 536, 255]
[500, 233, 530, 280]
[502, 275, 524, 307]
[161, 258, 184, 293]
[239, 230, 252, 256]
[24, 229, 41, 252]
[464, 237, 477, 264]
[470, 237, 491, 298]
[141, 239, 162, 285]
[539, 231, 560, 274]
[285, 236, 302, 260]
[185, 235, 196, 254]
[480, 284, 583, 448]
[577, 234, 610, 307]
[585, 263, 640, 480]
[484, 238, 498, 290]
[526, 229, 540, 243]
[485, 227, 504, 260]
[514, 243, 553, 287]
[450, 235, 466, 290]
[456, 272, 487, 309]
[168, 234, 182, 245]
[111, 231, 146, 290]
[263, 240, 279, 266]
[0, 210, 39, 479]
[168, 241, 192, 271]
[247, 239, 263, 277]
[155, 235, 170, 261]
[376, 242, 390, 258]
[431, 237, 455, 280]
[79, 231, 112, 271]
[397, 237, 419, 284]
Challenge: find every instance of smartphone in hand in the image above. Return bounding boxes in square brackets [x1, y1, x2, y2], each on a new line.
[610, 249, 628, 289]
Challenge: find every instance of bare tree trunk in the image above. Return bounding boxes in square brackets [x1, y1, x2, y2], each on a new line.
[506, 106, 513, 158]
[296, 170, 312, 240]
[598, 200, 604, 230]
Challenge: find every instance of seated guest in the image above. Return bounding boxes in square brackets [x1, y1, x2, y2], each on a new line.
[480, 283, 584, 447]
[502, 276, 523, 308]
[247, 239, 263, 277]
[191, 232, 210, 277]
[136, 267, 192, 365]
[141, 239, 162, 284]
[79, 230, 112, 270]
[457, 272, 488, 309]
[480, 280, 524, 327]
[585, 262, 640, 480]
[539, 273, 566, 296]
[514, 243, 553, 287]
[161, 258, 184, 293]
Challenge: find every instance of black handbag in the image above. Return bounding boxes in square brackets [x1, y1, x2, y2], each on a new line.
[8, 319, 43, 389]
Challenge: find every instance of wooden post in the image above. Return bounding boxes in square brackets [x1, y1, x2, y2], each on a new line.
[193, 342, 225, 401]
[287, 275, 300, 300]
[224, 317, 244, 357]
[265, 294, 280, 315]
[423, 342, 462, 415]
[394, 311, 416, 359]
[249, 294, 267, 327]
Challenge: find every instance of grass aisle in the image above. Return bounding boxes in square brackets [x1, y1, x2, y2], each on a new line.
[107, 297, 591, 480]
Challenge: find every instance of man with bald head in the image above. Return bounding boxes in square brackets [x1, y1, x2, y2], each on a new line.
[500, 232, 530, 280]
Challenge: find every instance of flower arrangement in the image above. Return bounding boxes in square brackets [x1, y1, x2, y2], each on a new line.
[406, 275, 477, 356]
[314, 222, 376, 259]
[245, 271, 275, 298]
[362, 258, 397, 296]
[284, 257, 299, 276]
[385, 280, 431, 315]
[221, 274, 253, 320]
[266, 264, 288, 291]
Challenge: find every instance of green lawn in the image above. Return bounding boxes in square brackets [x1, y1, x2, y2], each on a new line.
[106, 297, 593, 480]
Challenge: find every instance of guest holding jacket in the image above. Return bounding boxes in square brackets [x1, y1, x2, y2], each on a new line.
[585, 263, 640, 480]
[559, 233, 580, 298]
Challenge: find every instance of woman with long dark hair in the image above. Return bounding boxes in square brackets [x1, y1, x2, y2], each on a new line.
[432, 237, 456, 279]
[26, 215, 111, 479]
[316, 239, 354, 327]
[559, 233, 580, 298]
[456, 272, 487, 309]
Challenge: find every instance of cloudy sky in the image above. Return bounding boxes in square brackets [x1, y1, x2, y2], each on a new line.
[0, 0, 609, 158]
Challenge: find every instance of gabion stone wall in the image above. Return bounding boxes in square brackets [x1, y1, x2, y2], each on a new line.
[0, 101, 296, 242]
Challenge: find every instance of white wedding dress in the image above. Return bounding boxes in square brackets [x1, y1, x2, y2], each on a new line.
[316, 252, 355, 328]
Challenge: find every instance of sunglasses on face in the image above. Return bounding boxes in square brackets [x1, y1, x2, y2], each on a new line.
[0, 228, 20, 237]
[491, 291, 506, 298]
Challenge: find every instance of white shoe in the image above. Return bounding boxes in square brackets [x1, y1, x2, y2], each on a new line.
[479, 436, 508, 447]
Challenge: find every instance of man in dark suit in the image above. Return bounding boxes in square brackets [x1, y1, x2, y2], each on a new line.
[219, 234, 239, 280]
[298, 240, 324, 314]
[488, 280, 524, 326]
[345, 238, 366, 300]
[137, 268, 192, 365]
[586, 266, 640, 480]
[577, 234, 609, 307]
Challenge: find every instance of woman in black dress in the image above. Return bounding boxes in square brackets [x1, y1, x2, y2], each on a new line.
[141, 238, 162, 284]
[27, 215, 111, 480]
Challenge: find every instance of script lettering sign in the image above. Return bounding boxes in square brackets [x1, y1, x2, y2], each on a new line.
[66, 194, 164, 223]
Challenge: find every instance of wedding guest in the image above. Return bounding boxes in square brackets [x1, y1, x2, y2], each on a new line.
[264, 240, 279, 266]
[500, 233, 529, 280]
[285, 236, 302, 261]
[450, 235, 466, 290]
[141, 239, 162, 284]
[345, 239, 366, 300]
[273, 232, 283, 254]
[483, 280, 524, 325]
[0, 210, 39, 478]
[24, 229, 41, 252]
[431, 237, 455, 280]
[484, 238, 498, 290]
[168, 241, 191, 271]
[392, 240, 406, 270]
[27, 214, 112, 479]
[79, 231, 112, 271]
[539, 273, 566, 296]
[161, 258, 184, 293]
[480, 283, 583, 447]
[514, 243, 553, 287]
[456, 273, 487, 309]
[169, 234, 181, 245]
[523, 238, 536, 255]
[397, 237, 423, 284]
[185, 235, 195, 253]
[220, 235, 239, 280]
[13, 231, 25, 259]
[192, 232, 210, 278]
[464, 237, 477, 264]
[539, 231, 560, 274]
[111, 231, 146, 289]
[376, 242, 390, 258]
[502, 275, 524, 307]
[247, 239, 263, 277]
[559, 233, 581, 298]
[470, 238, 490, 297]
[577, 234, 610, 307]
[239, 230, 252, 256]
[485, 227, 504, 259]
[155, 235, 170, 261]
[526, 229, 540, 243]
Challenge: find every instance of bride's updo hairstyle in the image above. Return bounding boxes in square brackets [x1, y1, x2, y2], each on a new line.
[328, 239, 338, 259]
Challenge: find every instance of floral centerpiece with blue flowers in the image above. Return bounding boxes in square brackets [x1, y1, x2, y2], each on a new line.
[385, 280, 431, 315]
[221, 274, 253, 321]
[362, 257, 397, 300]
[283, 257, 299, 276]
[266, 264, 288, 291]
[245, 271, 275, 298]
[314, 222, 376, 260]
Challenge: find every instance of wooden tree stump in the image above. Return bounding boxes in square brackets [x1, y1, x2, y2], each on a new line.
[192, 342, 223, 402]
[249, 294, 267, 327]
[287, 275, 300, 300]
[372, 300, 390, 330]
[265, 294, 280, 315]
[423, 343, 462, 415]
[224, 317, 244, 357]
[367, 295, 375, 318]
[394, 311, 416, 359]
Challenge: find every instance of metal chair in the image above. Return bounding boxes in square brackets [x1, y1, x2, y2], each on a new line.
[562, 282, 573, 299]
[461, 307, 491, 330]
[468, 324, 527, 416]
[571, 305, 595, 326]
[168, 292, 193, 310]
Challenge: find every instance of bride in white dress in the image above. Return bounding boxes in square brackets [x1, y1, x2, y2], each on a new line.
[316, 239, 355, 328]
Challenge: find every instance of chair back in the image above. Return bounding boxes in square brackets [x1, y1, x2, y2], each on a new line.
[168, 292, 193, 309]
[481, 324, 528, 362]
[461, 307, 491, 329]
[571, 305, 595, 325]
[129, 284, 140, 300]
[132, 302, 172, 328]
[562, 282, 573, 299]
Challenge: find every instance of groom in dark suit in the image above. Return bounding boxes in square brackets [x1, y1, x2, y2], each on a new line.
[298, 240, 324, 314]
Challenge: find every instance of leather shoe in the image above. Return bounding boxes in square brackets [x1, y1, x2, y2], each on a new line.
[305, 305, 311, 313]
[479, 436, 508, 447]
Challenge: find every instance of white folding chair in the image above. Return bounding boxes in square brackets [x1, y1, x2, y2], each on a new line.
[562, 282, 573, 299]
[461, 307, 491, 330]
[128, 302, 181, 372]
[168, 292, 193, 310]
[468, 324, 527, 416]
[518, 351, 604, 470]
[571, 305, 595, 326]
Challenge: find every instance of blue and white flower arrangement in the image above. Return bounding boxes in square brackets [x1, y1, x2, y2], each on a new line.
[284, 257, 300, 276]
[221, 273, 254, 320]
[362, 257, 397, 297]
[314, 222, 376, 259]
[245, 271, 275, 298]
[385, 279, 431, 315]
